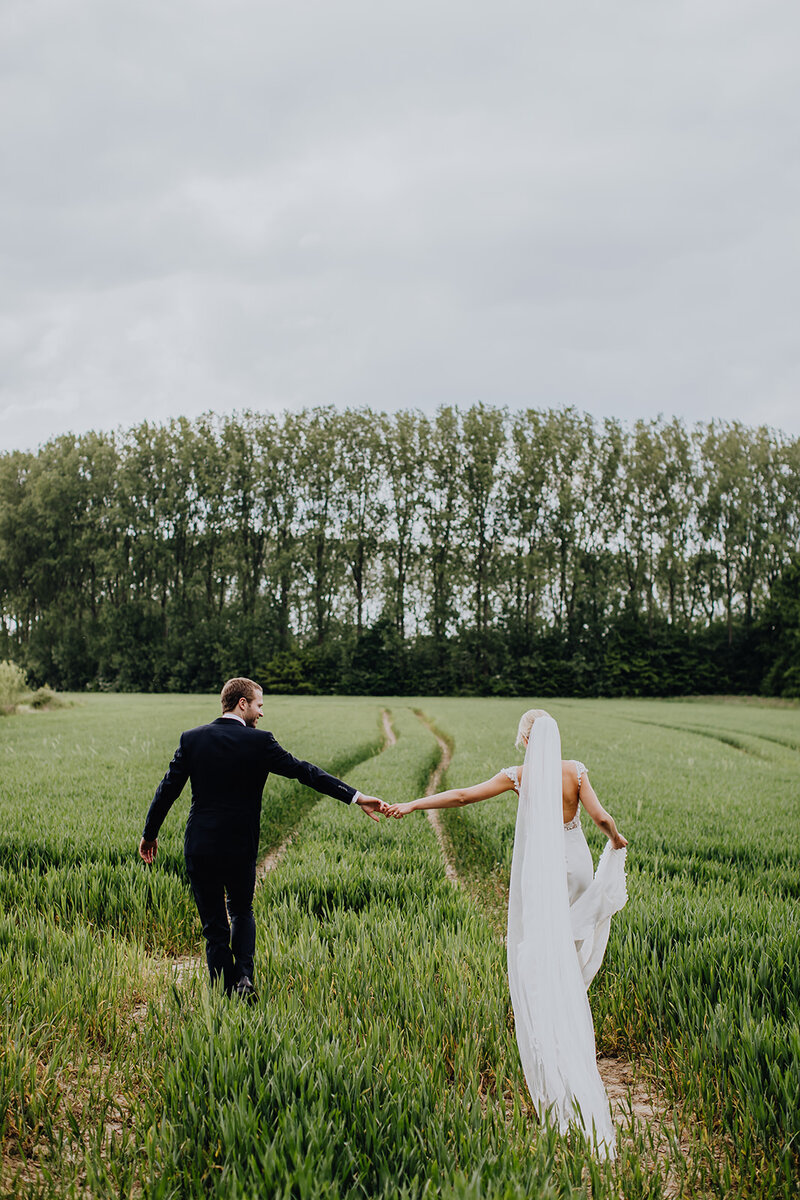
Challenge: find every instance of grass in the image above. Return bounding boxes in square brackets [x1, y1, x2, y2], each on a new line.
[1, 694, 798, 1197]
[422, 697, 800, 1196]
[0, 694, 383, 952]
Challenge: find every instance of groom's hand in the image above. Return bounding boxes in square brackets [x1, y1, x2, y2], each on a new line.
[139, 837, 158, 863]
[356, 794, 388, 822]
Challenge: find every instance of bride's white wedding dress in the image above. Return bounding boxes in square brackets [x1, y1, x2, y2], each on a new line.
[504, 717, 627, 1158]
[502, 760, 627, 989]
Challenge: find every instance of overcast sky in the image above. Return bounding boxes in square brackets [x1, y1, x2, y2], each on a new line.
[2, 0, 799, 453]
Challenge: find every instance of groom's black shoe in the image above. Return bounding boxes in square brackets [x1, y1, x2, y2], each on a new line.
[232, 976, 258, 1004]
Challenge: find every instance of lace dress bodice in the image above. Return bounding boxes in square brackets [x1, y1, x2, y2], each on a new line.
[502, 760, 587, 829]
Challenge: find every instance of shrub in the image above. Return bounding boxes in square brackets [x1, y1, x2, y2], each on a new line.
[0, 660, 28, 712]
[28, 685, 67, 710]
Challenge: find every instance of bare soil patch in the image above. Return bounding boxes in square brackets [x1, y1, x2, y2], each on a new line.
[414, 712, 460, 885]
[382, 709, 397, 746]
[256, 831, 297, 878]
[599, 1055, 660, 1126]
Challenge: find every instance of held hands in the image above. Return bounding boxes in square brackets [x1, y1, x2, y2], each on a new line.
[357, 794, 420, 821]
[385, 801, 417, 819]
[356, 794, 390, 822]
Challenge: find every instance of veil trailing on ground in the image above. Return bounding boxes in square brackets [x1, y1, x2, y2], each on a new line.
[507, 713, 616, 1158]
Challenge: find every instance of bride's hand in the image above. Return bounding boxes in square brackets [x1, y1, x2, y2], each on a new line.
[386, 801, 415, 818]
[611, 832, 628, 849]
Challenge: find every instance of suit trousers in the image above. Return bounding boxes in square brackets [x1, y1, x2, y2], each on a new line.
[185, 854, 257, 994]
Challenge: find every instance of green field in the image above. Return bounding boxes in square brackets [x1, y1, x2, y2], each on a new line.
[1, 695, 798, 1199]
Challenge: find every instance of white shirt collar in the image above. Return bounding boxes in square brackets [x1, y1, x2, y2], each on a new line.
[220, 712, 246, 725]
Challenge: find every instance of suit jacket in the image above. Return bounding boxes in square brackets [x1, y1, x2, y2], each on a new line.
[143, 717, 357, 858]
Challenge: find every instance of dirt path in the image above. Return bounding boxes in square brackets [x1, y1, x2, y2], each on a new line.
[260, 710, 394, 874]
[139, 710, 682, 1165]
[598, 1054, 672, 1136]
[381, 709, 396, 747]
[412, 712, 459, 885]
[256, 832, 296, 879]
[123, 707, 690, 1194]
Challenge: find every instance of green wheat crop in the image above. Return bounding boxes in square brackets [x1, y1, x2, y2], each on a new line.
[1, 695, 797, 1198]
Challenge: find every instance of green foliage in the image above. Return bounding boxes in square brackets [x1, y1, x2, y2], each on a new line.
[426, 695, 800, 1191]
[761, 554, 800, 697]
[0, 694, 384, 950]
[1, 408, 798, 697]
[0, 659, 27, 710]
[2, 695, 799, 1198]
[25, 685, 65, 709]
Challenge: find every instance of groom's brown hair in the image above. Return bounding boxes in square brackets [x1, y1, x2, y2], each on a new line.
[220, 677, 262, 712]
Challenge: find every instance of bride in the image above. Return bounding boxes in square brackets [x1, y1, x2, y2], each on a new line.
[386, 709, 628, 1157]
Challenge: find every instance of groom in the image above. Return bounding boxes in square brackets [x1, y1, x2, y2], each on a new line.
[139, 677, 386, 1000]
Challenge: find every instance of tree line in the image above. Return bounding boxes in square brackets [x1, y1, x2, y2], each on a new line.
[1, 405, 799, 697]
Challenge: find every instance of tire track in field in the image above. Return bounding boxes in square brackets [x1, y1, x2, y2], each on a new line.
[380, 708, 396, 748]
[413, 711, 460, 886]
[135, 710, 690, 1187]
[622, 716, 770, 759]
[257, 708, 397, 878]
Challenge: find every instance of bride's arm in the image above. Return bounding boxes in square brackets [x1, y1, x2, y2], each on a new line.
[578, 773, 628, 848]
[386, 772, 516, 817]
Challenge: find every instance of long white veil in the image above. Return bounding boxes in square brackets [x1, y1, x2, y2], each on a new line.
[507, 713, 616, 1157]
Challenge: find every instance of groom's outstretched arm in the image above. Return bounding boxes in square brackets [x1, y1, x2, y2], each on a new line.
[263, 733, 387, 819]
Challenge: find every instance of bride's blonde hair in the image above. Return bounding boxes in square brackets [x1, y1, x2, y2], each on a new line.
[515, 708, 551, 749]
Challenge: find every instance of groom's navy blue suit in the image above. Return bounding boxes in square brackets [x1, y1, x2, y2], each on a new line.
[143, 716, 357, 992]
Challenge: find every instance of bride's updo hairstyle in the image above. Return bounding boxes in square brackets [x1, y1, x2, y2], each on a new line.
[515, 708, 551, 749]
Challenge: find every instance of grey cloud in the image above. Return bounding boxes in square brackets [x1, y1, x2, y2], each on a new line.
[2, 0, 799, 451]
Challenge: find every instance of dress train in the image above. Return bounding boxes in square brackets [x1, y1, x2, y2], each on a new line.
[506, 718, 627, 1158]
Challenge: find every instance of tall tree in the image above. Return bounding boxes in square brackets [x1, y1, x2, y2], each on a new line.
[459, 404, 506, 637]
[336, 410, 384, 637]
[507, 409, 554, 642]
[419, 407, 462, 646]
[698, 422, 764, 645]
[263, 412, 303, 652]
[1, 405, 797, 696]
[380, 410, 425, 638]
[296, 408, 345, 645]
